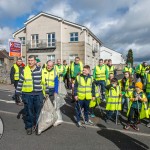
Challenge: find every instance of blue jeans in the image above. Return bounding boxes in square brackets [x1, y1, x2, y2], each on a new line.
[75, 100, 90, 122]
[22, 93, 44, 129]
[96, 80, 106, 100]
[122, 95, 129, 111]
[106, 110, 120, 120]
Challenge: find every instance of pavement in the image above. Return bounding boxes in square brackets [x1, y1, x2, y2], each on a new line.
[0, 84, 150, 150]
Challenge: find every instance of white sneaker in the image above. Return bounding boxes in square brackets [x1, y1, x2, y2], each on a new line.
[85, 120, 94, 125]
[53, 120, 63, 127]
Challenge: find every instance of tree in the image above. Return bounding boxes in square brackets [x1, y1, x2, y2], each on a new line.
[126, 49, 133, 67]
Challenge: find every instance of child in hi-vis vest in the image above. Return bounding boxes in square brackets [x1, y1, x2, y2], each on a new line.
[125, 82, 148, 131]
[105, 78, 122, 124]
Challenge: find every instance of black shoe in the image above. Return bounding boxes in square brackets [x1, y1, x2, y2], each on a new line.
[71, 99, 75, 103]
[26, 128, 32, 135]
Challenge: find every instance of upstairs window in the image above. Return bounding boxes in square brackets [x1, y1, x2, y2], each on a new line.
[19, 37, 25, 45]
[70, 32, 78, 42]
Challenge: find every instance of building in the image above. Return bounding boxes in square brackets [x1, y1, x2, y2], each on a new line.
[13, 12, 102, 70]
[100, 46, 125, 64]
[0, 50, 14, 70]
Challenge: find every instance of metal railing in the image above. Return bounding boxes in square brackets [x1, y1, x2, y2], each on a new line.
[26, 39, 56, 49]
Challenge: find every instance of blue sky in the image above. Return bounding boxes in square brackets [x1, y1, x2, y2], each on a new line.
[0, 0, 150, 62]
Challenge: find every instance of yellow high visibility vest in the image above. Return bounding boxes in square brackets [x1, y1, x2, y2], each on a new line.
[13, 64, 19, 80]
[127, 92, 149, 119]
[106, 86, 122, 111]
[95, 65, 106, 81]
[146, 73, 150, 93]
[22, 66, 33, 92]
[107, 65, 115, 75]
[71, 61, 83, 77]
[124, 67, 132, 74]
[77, 75, 93, 100]
[42, 68, 57, 88]
[89, 86, 101, 108]
[106, 79, 111, 86]
[136, 64, 148, 76]
[63, 65, 69, 74]
[55, 65, 64, 76]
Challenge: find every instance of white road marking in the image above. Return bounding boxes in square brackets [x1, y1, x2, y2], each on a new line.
[0, 99, 15, 104]
[0, 110, 150, 137]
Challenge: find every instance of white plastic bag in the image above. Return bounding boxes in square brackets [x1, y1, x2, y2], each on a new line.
[58, 77, 67, 98]
[38, 96, 58, 134]
[54, 94, 66, 110]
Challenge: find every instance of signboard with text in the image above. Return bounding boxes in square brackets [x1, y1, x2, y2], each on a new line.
[8, 39, 22, 57]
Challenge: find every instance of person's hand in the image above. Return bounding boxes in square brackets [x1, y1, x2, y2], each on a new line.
[119, 94, 122, 97]
[92, 97, 95, 101]
[135, 97, 138, 101]
[74, 96, 78, 101]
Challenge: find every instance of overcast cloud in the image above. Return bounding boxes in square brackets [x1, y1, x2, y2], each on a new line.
[0, 0, 150, 63]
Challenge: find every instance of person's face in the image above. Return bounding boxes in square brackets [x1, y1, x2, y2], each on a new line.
[109, 74, 114, 80]
[57, 60, 61, 65]
[124, 72, 129, 78]
[135, 87, 140, 92]
[108, 61, 112, 65]
[144, 63, 148, 67]
[99, 60, 103, 66]
[83, 68, 90, 76]
[28, 58, 36, 67]
[75, 58, 80, 64]
[111, 81, 117, 87]
[37, 62, 41, 67]
[63, 61, 67, 65]
[16, 60, 22, 66]
[47, 62, 54, 70]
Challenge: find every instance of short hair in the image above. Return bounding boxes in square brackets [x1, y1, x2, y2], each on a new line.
[47, 60, 53, 64]
[111, 78, 118, 83]
[104, 59, 108, 63]
[28, 55, 36, 60]
[75, 57, 80, 60]
[84, 65, 90, 70]
[108, 59, 112, 62]
[99, 59, 103, 62]
[63, 60, 67, 63]
[17, 57, 22, 61]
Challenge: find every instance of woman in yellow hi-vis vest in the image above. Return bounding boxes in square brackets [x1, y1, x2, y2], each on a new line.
[125, 82, 148, 131]
[105, 78, 122, 124]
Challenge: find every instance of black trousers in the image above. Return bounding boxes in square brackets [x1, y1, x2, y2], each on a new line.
[128, 107, 140, 125]
[63, 74, 70, 89]
[14, 80, 20, 103]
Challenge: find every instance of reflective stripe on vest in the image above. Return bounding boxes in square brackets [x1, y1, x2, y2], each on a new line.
[106, 86, 122, 111]
[77, 75, 93, 100]
[55, 65, 64, 76]
[107, 66, 114, 74]
[14, 64, 19, 80]
[22, 66, 33, 92]
[124, 67, 132, 74]
[95, 65, 106, 81]
[146, 74, 150, 93]
[42, 68, 57, 88]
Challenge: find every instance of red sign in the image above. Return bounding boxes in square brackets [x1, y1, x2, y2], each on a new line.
[9, 39, 22, 57]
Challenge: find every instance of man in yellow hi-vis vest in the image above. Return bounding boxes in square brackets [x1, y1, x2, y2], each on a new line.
[55, 59, 65, 79]
[93, 59, 109, 102]
[16, 55, 44, 135]
[74, 65, 95, 127]
[10, 57, 24, 105]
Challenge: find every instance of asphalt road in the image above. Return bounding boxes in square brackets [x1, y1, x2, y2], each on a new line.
[0, 87, 150, 150]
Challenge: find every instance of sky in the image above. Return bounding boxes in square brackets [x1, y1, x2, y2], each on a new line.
[0, 0, 150, 63]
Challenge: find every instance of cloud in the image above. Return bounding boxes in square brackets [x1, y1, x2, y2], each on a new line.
[0, 27, 13, 50]
[0, 0, 39, 19]
[46, 1, 79, 23]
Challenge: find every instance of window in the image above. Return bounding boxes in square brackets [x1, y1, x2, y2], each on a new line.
[31, 34, 39, 48]
[19, 37, 25, 45]
[47, 33, 55, 47]
[70, 32, 78, 42]
[47, 55, 55, 63]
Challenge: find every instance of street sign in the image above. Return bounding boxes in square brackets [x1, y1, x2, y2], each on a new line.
[8, 39, 22, 57]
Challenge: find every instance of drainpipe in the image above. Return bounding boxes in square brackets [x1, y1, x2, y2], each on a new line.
[84, 29, 86, 65]
[60, 20, 63, 64]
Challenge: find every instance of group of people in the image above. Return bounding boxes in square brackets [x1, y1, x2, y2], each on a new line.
[10, 55, 150, 135]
